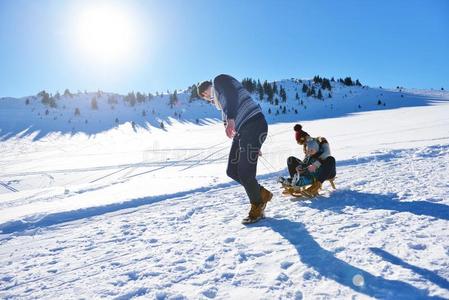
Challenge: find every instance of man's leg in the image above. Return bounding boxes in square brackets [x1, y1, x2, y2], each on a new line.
[226, 136, 241, 183]
[237, 118, 268, 205]
[287, 156, 302, 178]
[316, 156, 336, 183]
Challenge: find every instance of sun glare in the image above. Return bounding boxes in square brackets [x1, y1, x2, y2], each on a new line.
[74, 4, 138, 66]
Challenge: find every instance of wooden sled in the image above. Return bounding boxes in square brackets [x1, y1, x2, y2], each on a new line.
[281, 177, 337, 199]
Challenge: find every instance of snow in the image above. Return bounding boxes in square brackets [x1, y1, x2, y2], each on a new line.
[1, 81, 449, 299]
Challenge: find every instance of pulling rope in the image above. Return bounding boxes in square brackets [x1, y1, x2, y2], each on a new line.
[259, 154, 278, 174]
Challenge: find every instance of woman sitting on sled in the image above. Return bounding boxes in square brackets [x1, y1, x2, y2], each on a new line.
[279, 124, 337, 196]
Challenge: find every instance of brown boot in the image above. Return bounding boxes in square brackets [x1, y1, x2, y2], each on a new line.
[304, 180, 322, 197]
[242, 203, 264, 224]
[260, 186, 273, 208]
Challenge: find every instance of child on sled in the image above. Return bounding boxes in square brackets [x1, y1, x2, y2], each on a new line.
[278, 139, 320, 189]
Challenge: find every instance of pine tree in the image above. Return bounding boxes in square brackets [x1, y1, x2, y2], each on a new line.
[64, 89, 72, 98]
[317, 89, 323, 100]
[267, 86, 274, 103]
[125, 92, 136, 106]
[38, 90, 50, 103]
[108, 95, 117, 105]
[313, 75, 323, 84]
[169, 90, 178, 108]
[74, 108, 80, 116]
[263, 80, 270, 95]
[91, 97, 98, 110]
[307, 86, 314, 97]
[136, 92, 145, 103]
[295, 92, 299, 100]
[280, 87, 287, 102]
[321, 78, 332, 91]
[190, 84, 199, 101]
[344, 77, 353, 86]
[273, 82, 278, 94]
[302, 84, 308, 94]
[242, 78, 256, 93]
[39, 90, 56, 108]
[257, 81, 264, 100]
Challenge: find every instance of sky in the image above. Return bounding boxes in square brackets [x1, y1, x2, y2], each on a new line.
[0, 0, 448, 97]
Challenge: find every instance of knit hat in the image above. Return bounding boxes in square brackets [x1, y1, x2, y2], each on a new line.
[306, 140, 319, 152]
[294, 124, 310, 143]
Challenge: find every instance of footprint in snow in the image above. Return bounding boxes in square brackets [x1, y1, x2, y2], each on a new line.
[276, 272, 289, 282]
[408, 243, 427, 250]
[202, 287, 218, 298]
[125, 271, 139, 281]
[280, 261, 294, 270]
[224, 237, 235, 243]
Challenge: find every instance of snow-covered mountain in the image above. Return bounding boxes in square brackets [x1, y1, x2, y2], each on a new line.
[1, 78, 441, 141]
[1, 79, 449, 299]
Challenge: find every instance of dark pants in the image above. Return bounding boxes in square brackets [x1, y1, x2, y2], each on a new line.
[287, 156, 336, 183]
[227, 115, 268, 205]
[287, 156, 304, 178]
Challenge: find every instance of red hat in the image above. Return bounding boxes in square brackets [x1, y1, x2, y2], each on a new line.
[294, 124, 309, 143]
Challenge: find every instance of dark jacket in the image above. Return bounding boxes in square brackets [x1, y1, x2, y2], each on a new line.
[302, 136, 331, 168]
[213, 74, 263, 132]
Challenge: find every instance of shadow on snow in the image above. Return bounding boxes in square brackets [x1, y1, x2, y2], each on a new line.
[256, 218, 445, 299]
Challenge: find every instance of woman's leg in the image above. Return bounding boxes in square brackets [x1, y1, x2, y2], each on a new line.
[287, 156, 302, 178]
[237, 117, 268, 205]
[316, 156, 336, 183]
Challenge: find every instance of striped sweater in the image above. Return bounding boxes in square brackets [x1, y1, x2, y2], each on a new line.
[212, 74, 263, 132]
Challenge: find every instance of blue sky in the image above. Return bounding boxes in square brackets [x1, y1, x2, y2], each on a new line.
[0, 0, 448, 97]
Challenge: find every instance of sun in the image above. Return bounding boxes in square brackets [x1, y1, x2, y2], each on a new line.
[74, 4, 137, 66]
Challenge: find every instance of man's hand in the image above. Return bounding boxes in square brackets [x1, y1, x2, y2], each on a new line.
[307, 164, 317, 173]
[225, 119, 236, 138]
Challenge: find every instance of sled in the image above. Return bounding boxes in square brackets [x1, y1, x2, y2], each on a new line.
[281, 177, 337, 199]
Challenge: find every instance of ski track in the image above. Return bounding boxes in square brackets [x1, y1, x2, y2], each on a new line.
[1, 144, 449, 299]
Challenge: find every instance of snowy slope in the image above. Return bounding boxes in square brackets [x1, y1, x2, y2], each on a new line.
[0, 81, 449, 299]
